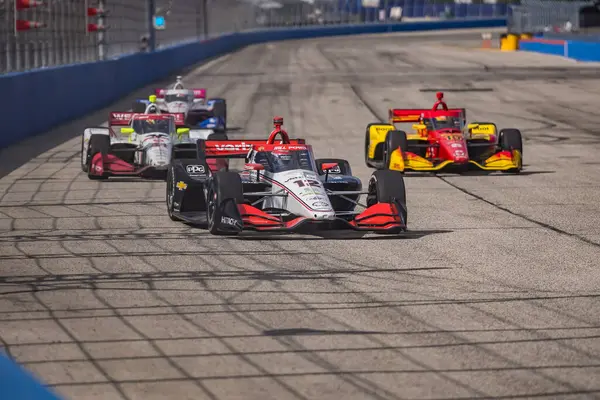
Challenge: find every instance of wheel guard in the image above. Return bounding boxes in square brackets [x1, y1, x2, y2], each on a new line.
[215, 198, 244, 234]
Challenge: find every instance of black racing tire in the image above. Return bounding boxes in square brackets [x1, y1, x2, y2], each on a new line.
[499, 128, 523, 173]
[383, 130, 408, 171]
[80, 135, 88, 172]
[206, 171, 243, 236]
[210, 98, 227, 131]
[366, 169, 407, 225]
[207, 132, 228, 141]
[87, 135, 111, 180]
[315, 158, 352, 176]
[166, 165, 182, 221]
[132, 102, 147, 113]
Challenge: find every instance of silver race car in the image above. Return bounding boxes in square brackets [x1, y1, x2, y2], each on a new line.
[134, 76, 228, 132]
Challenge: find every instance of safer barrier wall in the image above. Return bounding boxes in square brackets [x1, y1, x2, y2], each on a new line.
[519, 37, 600, 61]
[0, 18, 506, 150]
[0, 354, 62, 400]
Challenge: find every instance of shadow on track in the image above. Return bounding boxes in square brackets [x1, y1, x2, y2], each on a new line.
[234, 229, 452, 241]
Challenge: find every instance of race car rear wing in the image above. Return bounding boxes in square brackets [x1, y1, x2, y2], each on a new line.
[108, 112, 186, 126]
[109, 112, 135, 126]
[192, 89, 206, 99]
[389, 108, 466, 123]
[195, 138, 306, 159]
[154, 88, 206, 99]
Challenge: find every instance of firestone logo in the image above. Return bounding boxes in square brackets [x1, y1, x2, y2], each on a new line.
[215, 142, 253, 151]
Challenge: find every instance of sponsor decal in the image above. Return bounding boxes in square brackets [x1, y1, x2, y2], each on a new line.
[292, 179, 321, 188]
[214, 142, 253, 151]
[450, 143, 462, 148]
[443, 134, 463, 141]
[302, 172, 319, 180]
[395, 115, 420, 121]
[306, 196, 328, 202]
[454, 150, 465, 156]
[285, 175, 303, 183]
[274, 145, 306, 151]
[186, 165, 205, 175]
[312, 201, 330, 208]
[221, 216, 239, 227]
[326, 165, 341, 174]
[176, 181, 188, 190]
[329, 177, 348, 183]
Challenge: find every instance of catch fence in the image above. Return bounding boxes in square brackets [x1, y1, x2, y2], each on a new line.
[507, 0, 600, 34]
[1, 0, 512, 74]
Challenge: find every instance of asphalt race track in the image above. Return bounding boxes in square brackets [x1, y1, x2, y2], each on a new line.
[2, 29, 600, 400]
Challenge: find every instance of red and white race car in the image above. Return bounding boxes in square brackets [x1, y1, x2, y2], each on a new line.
[166, 117, 408, 236]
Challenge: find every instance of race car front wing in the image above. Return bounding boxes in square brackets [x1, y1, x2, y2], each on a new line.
[388, 148, 522, 172]
[231, 201, 406, 233]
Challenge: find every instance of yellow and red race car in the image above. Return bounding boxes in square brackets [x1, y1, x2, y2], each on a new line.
[364, 92, 523, 174]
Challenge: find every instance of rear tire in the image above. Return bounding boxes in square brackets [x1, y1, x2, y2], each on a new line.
[132, 102, 147, 113]
[366, 169, 407, 225]
[210, 98, 227, 131]
[315, 158, 352, 176]
[383, 130, 408, 171]
[206, 171, 243, 236]
[87, 135, 110, 180]
[499, 128, 523, 173]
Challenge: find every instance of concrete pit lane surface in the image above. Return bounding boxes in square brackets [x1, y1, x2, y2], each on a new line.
[2, 29, 600, 399]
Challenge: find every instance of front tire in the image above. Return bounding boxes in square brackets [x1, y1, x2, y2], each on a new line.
[499, 128, 523, 174]
[80, 135, 89, 172]
[210, 98, 227, 131]
[206, 171, 244, 236]
[366, 169, 407, 225]
[383, 130, 408, 171]
[166, 166, 182, 221]
[87, 135, 110, 180]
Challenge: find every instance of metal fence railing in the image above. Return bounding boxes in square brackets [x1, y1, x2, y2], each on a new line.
[1, 0, 513, 74]
[508, 0, 596, 33]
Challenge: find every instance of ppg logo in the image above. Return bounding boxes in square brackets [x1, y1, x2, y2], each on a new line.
[186, 165, 205, 175]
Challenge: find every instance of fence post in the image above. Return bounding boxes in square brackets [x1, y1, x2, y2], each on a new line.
[98, 0, 106, 60]
[201, 0, 208, 39]
[147, 0, 156, 51]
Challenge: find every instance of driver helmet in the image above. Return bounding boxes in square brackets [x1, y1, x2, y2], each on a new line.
[136, 118, 169, 133]
[271, 149, 292, 168]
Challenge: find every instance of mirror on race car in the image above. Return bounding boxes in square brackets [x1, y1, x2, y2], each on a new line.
[244, 163, 264, 171]
[121, 127, 134, 134]
[321, 163, 339, 172]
